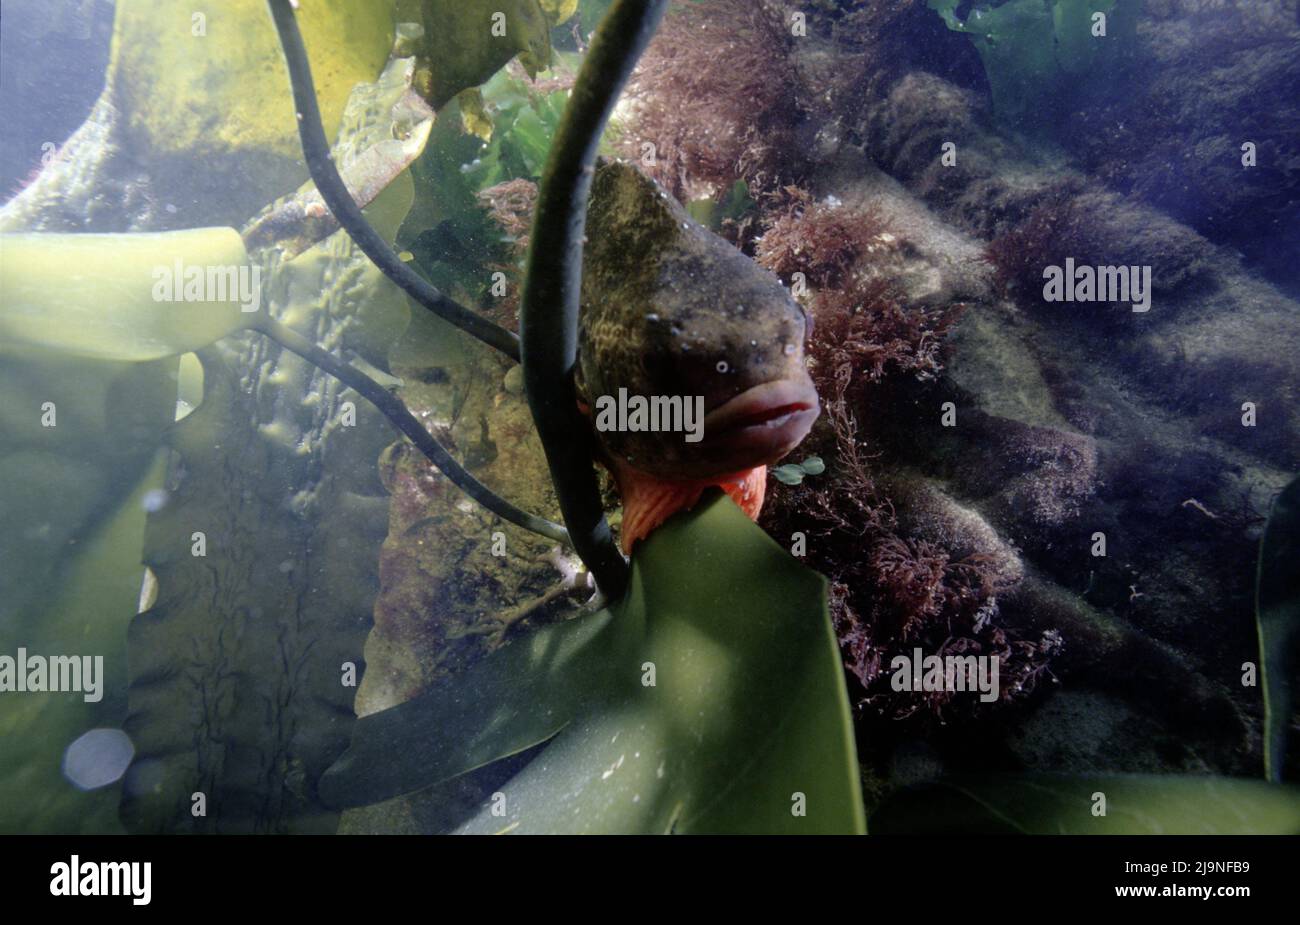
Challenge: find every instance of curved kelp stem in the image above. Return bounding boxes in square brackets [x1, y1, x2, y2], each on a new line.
[264, 0, 521, 362]
[520, 0, 668, 600]
[251, 315, 569, 544]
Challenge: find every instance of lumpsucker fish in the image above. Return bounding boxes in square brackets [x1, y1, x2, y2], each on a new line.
[576, 159, 820, 550]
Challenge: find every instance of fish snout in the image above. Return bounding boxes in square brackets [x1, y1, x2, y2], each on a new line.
[696, 375, 820, 473]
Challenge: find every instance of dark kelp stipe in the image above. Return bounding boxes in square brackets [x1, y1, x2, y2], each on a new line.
[518, 0, 670, 599]
[263, 0, 568, 544]
[267, 0, 654, 595]
[320, 493, 866, 835]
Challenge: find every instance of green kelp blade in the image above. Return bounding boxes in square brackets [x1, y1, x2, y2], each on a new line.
[1258, 475, 1300, 782]
[453, 493, 864, 834]
[320, 494, 863, 834]
[871, 775, 1300, 835]
[318, 606, 622, 809]
[927, 0, 1058, 121]
[111, 0, 394, 164]
[0, 228, 256, 361]
[422, 0, 554, 108]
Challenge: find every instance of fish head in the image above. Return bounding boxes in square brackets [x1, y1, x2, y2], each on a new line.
[577, 160, 819, 483]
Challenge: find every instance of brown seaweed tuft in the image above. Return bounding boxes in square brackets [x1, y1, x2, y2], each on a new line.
[756, 187, 881, 287]
[755, 188, 962, 392]
[478, 177, 538, 253]
[752, 190, 1055, 723]
[621, 0, 803, 200]
[982, 183, 1090, 300]
[476, 178, 539, 332]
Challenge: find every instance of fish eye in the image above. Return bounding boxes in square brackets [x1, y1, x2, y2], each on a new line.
[716, 360, 729, 374]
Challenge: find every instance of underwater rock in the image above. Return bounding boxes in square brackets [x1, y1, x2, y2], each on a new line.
[703, 9, 1285, 774]
[872, 472, 1021, 587]
[349, 299, 578, 720]
[1062, 0, 1300, 280]
[340, 314, 577, 835]
[1004, 689, 1217, 775]
[853, 71, 1300, 472]
[999, 576, 1252, 773]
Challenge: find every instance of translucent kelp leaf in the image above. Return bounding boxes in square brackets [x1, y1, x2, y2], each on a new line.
[0, 228, 256, 361]
[1, 1, 397, 235]
[456, 88, 495, 141]
[1052, 0, 1118, 76]
[539, 0, 580, 27]
[926, 0, 1136, 129]
[0, 3, 415, 836]
[242, 80, 435, 259]
[320, 606, 618, 804]
[111, 0, 394, 162]
[0, 448, 168, 834]
[321, 494, 866, 835]
[422, 0, 553, 108]
[0, 353, 174, 834]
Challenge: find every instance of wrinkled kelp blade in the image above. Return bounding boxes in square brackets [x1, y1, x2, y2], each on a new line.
[121, 343, 390, 833]
[1258, 475, 1300, 782]
[871, 775, 1300, 835]
[121, 65, 424, 833]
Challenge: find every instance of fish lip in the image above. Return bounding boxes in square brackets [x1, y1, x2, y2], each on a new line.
[699, 377, 821, 467]
[702, 378, 820, 436]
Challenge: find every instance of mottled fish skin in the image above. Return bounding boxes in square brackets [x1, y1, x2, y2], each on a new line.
[577, 159, 816, 483]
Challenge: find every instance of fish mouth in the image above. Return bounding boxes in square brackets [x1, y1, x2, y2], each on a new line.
[700, 377, 820, 467]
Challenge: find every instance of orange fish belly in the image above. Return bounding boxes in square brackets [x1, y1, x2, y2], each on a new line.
[611, 460, 767, 552]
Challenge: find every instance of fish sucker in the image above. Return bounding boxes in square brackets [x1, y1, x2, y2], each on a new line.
[576, 160, 820, 551]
